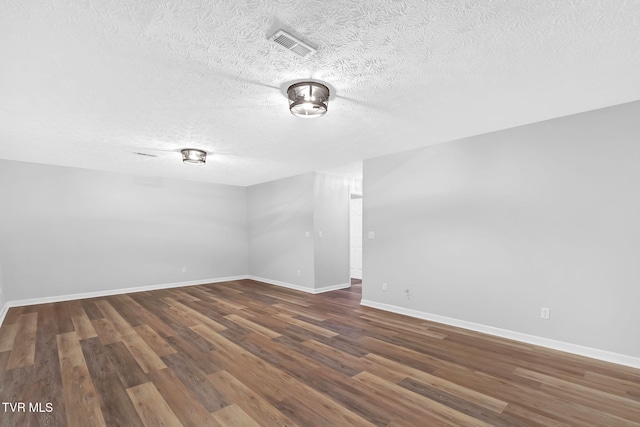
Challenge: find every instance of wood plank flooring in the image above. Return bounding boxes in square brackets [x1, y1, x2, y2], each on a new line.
[1, 279, 639, 426]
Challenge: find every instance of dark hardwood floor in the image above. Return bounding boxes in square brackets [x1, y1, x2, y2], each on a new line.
[1, 279, 639, 426]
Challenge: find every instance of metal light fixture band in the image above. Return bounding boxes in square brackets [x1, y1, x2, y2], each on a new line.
[287, 82, 330, 118]
[181, 148, 207, 165]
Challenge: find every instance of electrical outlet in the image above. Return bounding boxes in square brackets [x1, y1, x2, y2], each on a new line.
[182, 267, 187, 273]
[404, 288, 410, 299]
[318, 230, 323, 237]
[305, 231, 311, 238]
[297, 269, 301, 276]
[540, 307, 550, 319]
[367, 231, 375, 239]
[382, 283, 387, 291]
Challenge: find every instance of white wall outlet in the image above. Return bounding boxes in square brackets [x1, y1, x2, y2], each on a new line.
[540, 307, 550, 319]
[297, 269, 301, 276]
[382, 283, 387, 291]
[404, 288, 410, 298]
[305, 231, 311, 238]
[318, 230, 323, 237]
[182, 267, 187, 273]
[368, 231, 375, 239]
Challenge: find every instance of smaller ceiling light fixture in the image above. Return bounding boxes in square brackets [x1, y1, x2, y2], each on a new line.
[287, 82, 330, 118]
[181, 148, 207, 165]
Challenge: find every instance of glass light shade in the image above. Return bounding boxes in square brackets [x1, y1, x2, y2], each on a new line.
[287, 82, 329, 118]
[181, 149, 206, 165]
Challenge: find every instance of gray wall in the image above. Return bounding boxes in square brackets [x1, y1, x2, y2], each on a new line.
[0, 160, 248, 301]
[247, 173, 315, 289]
[313, 173, 350, 288]
[247, 172, 351, 290]
[363, 101, 640, 358]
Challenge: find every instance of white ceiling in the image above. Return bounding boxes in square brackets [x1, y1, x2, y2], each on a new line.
[1, 0, 639, 186]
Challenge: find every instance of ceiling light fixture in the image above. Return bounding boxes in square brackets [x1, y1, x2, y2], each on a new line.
[181, 148, 207, 165]
[287, 82, 330, 118]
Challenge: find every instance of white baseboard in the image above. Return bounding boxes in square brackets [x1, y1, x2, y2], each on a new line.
[248, 276, 350, 294]
[0, 275, 249, 326]
[247, 276, 314, 293]
[360, 299, 640, 370]
[314, 283, 352, 293]
[0, 275, 350, 326]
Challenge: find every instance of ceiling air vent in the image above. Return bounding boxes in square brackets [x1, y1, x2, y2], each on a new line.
[270, 30, 317, 58]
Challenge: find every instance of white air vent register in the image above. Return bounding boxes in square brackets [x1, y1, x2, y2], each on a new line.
[270, 30, 317, 58]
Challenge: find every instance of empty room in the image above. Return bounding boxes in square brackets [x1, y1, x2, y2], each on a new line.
[1, 1, 639, 426]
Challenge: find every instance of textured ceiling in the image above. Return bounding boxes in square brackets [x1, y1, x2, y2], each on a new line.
[1, 0, 639, 186]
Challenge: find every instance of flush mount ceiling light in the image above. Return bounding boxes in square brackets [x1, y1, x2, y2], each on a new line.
[287, 82, 330, 118]
[181, 148, 207, 165]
